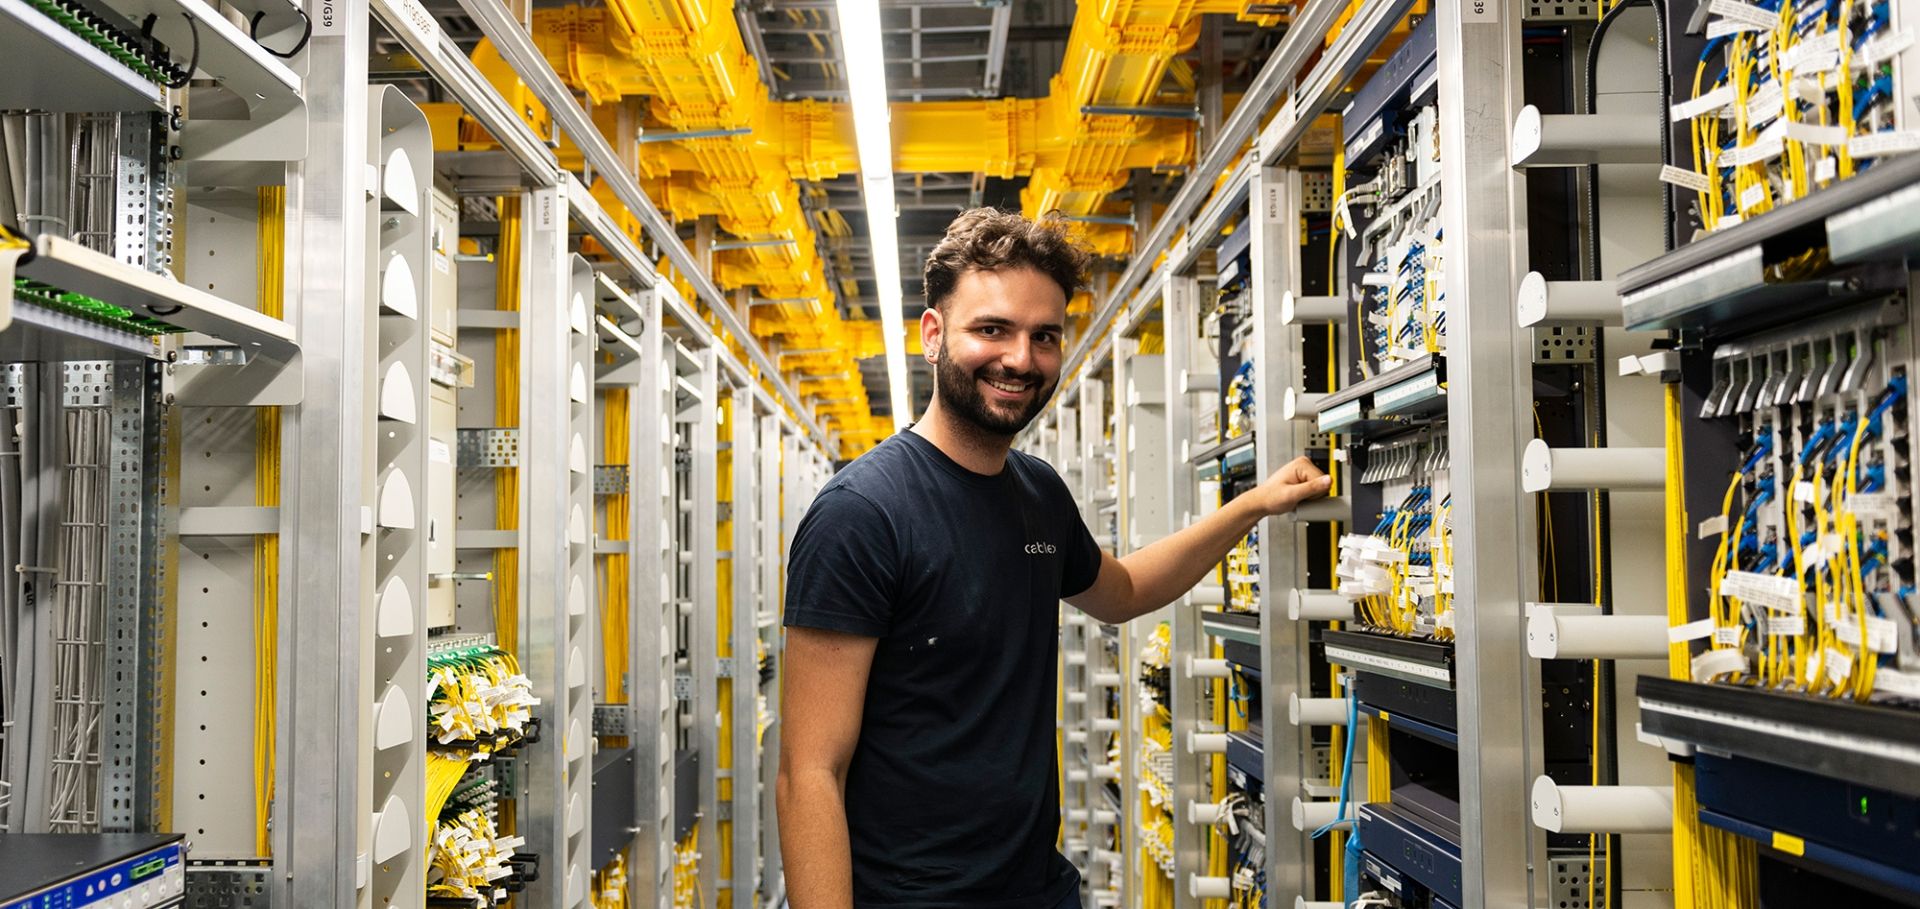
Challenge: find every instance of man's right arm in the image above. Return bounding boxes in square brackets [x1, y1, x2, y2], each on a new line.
[777, 625, 878, 909]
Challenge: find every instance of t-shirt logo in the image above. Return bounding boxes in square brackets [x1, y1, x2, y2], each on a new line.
[1024, 541, 1057, 555]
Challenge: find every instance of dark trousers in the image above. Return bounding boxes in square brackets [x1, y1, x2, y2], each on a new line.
[1053, 888, 1083, 909]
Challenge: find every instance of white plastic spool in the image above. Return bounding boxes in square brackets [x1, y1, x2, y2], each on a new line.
[1188, 657, 1231, 679]
[1526, 604, 1669, 660]
[1530, 777, 1673, 834]
[1516, 272, 1622, 327]
[1520, 439, 1665, 493]
[1283, 387, 1326, 422]
[1281, 291, 1345, 324]
[1188, 732, 1230, 754]
[1289, 694, 1351, 727]
[1190, 584, 1226, 606]
[1291, 797, 1340, 831]
[1510, 105, 1661, 166]
[1189, 876, 1232, 899]
[1289, 588, 1351, 621]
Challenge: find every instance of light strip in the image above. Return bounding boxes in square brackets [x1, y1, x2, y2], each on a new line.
[836, 0, 912, 431]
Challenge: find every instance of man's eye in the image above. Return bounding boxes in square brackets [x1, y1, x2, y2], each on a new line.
[979, 326, 1000, 336]
[1035, 333, 1057, 345]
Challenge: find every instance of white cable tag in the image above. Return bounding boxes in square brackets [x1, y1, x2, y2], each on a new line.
[1709, 0, 1778, 29]
[1849, 491, 1899, 520]
[1740, 182, 1769, 212]
[1825, 647, 1854, 685]
[1850, 131, 1920, 158]
[1707, 18, 1769, 39]
[1714, 626, 1742, 646]
[1720, 132, 1785, 167]
[1814, 155, 1839, 183]
[1670, 617, 1716, 643]
[1857, 28, 1915, 68]
[1794, 480, 1817, 504]
[1692, 648, 1749, 682]
[1720, 570, 1800, 610]
[1784, 121, 1849, 146]
[1767, 614, 1806, 636]
[1781, 30, 1842, 73]
[1865, 615, 1899, 654]
[1719, 213, 1745, 228]
[1874, 668, 1920, 698]
[1748, 82, 1785, 124]
[1671, 86, 1736, 122]
[1696, 514, 1730, 539]
[1661, 165, 1714, 193]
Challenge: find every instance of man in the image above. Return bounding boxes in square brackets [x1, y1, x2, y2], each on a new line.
[777, 209, 1331, 909]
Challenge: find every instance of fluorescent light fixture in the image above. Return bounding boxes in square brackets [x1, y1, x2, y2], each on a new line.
[837, 0, 912, 431]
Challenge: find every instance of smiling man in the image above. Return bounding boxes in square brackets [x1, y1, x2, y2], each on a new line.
[777, 209, 1331, 909]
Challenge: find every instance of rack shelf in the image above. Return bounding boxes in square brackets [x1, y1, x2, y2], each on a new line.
[0, 0, 163, 111]
[15, 234, 297, 361]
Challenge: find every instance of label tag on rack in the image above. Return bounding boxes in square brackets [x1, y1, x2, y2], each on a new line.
[1709, 0, 1778, 29]
[1696, 514, 1730, 539]
[1670, 617, 1716, 643]
[1850, 131, 1920, 159]
[1767, 614, 1805, 637]
[1720, 570, 1801, 610]
[1662, 166, 1713, 193]
[1671, 86, 1736, 122]
[1691, 648, 1749, 682]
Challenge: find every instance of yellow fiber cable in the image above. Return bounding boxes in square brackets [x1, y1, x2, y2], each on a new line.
[494, 196, 523, 657]
[253, 186, 285, 857]
[602, 389, 631, 706]
[717, 396, 735, 909]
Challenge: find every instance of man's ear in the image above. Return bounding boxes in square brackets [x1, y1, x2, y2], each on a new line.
[921, 306, 942, 364]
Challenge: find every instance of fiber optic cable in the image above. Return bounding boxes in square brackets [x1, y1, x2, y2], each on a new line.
[252, 185, 285, 857]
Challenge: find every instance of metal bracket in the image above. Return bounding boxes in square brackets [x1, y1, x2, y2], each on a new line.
[1546, 855, 1595, 908]
[674, 674, 694, 701]
[594, 464, 630, 495]
[1534, 324, 1596, 364]
[457, 427, 521, 467]
[184, 863, 271, 908]
[716, 658, 734, 679]
[62, 360, 113, 408]
[593, 703, 632, 736]
[2, 364, 24, 408]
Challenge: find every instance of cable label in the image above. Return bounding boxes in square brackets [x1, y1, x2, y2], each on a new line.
[1719, 570, 1800, 610]
[1670, 86, 1735, 122]
[1669, 617, 1715, 643]
[1739, 182, 1768, 213]
[1719, 122, 1787, 167]
[1825, 647, 1854, 686]
[1706, 18, 1769, 39]
[1780, 31, 1841, 74]
[1848, 491, 1899, 520]
[1834, 615, 1899, 654]
[1748, 82, 1785, 125]
[1767, 614, 1805, 637]
[1814, 155, 1838, 183]
[1695, 514, 1729, 539]
[1849, 131, 1920, 159]
[1661, 166, 1713, 194]
[1784, 121, 1849, 146]
[1857, 28, 1915, 69]
[1713, 626, 1741, 646]
[1709, 0, 1778, 29]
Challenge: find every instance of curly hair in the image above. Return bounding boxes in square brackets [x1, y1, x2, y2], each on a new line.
[922, 208, 1091, 311]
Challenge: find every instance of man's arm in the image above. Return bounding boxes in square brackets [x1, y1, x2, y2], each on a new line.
[1067, 455, 1331, 625]
[777, 625, 878, 909]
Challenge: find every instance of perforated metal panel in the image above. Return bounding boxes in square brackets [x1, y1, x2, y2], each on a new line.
[184, 863, 271, 908]
[456, 427, 520, 467]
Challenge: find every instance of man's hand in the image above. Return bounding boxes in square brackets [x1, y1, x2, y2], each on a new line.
[1253, 455, 1334, 516]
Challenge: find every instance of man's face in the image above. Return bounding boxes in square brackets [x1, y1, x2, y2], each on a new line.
[923, 267, 1067, 438]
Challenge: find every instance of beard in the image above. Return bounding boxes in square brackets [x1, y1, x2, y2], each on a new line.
[933, 336, 1057, 437]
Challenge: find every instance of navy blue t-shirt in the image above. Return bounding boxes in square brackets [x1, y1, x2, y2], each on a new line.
[784, 429, 1103, 909]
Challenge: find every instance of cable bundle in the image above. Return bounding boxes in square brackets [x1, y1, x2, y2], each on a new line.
[1336, 486, 1446, 637]
[253, 185, 285, 857]
[591, 855, 629, 909]
[1224, 527, 1259, 613]
[1678, 0, 1913, 235]
[427, 643, 539, 751]
[427, 807, 527, 904]
[1223, 360, 1255, 440]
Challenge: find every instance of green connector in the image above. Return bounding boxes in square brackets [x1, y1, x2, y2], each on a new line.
[13, 278, 183, 336]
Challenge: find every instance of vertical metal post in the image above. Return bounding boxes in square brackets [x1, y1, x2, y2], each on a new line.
[280, 0, 371, 900]
[519, 184, 577, 909]
[1248, 165, 1315, 900]
[728, 384, 760, 907]
[1159, 274, 1203, 909]
[626, 289, 674, 909]
[757, 416, 785, 897]
[691, 348, 720, 908]
[1435, 3, 1540, 905]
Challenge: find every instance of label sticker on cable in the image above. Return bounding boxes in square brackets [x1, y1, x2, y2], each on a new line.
[1662, 165, 1714, 193]
[1836, 616, 1900, 653]
[1707, 18, 1769, 38]
[1720, 132, 1785, 167]
[1825, 647, 1855, 685]
[1785, 121, 1849, 146]
[1720, 570, 1800, 610]
[1670, 617, 1716, 643]
[1857, 28, 1915, 68]
[1781, 31, 1842, 72]
[1709, 0, 1778, 29]
[1692, 648, 1749, 682]
[1794, 480, 1818, 504]
[1740, 182, 1769, 213]
[1768, 614, 1806, 637]
[1850, 132, 1920, 159]
[1713, 626, 1742, 646]
[1814, 155, 1839, 183]
[1748, 83, 1786, 125]
[1849, 491, 1900, 520]
[1671, 86, 1736, 122]
[1874, 669, 1920, 698]
[1697, 514, 1730, 540]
